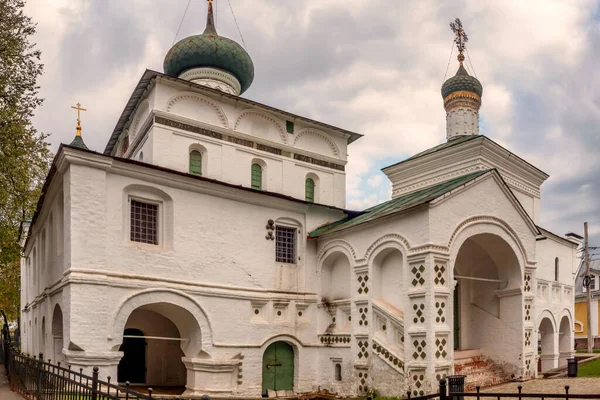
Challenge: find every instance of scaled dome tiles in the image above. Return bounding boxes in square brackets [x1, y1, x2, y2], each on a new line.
[163, 32, 254, 94]
[441, 65, 483, 99]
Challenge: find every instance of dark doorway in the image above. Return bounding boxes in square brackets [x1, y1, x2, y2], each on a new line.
[453, 281, 460, 350]
[118, 328, 146, 384]
[262, 341, 294, 396]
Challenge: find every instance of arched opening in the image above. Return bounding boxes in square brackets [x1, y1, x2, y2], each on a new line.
[41, 317, 46, 358]
[118, 328, 147, 384]
[334, 363, 342, 381]
[538, 317, 557, 372]
[116, 303, 196, 391]
[372, 248, 404, 313]
[262, 341, 294, 396]
[452, 233, 522, 363]
[558, 315, 573, 367]
[320, 251, 351, 332]
[51, 305, 64, 363]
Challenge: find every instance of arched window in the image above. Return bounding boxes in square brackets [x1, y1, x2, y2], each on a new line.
[305, 178, 315, 202]
[189, 150, 202, 176]
[139, 151, 144, 161]
[251, 163, 263, 190]
[555, 257, 559, 281]
[334, 363, 342, 381]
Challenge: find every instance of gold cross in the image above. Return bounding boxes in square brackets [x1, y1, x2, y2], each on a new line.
[71, 102, 87, 125]
[71, 102, 87, 136]
[449, 18, 468, 65]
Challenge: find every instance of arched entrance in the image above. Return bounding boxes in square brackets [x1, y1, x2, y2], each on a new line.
[118, 329, 147, 383]
[558, 315, 572, 367]
[320, 251, 352, 332]
[452, 232, 522, 364]
[262, 341, 294, 396]
[51, 305, 64, 363]
[538, 316, 557, 372]
[116, 304, 192, 388]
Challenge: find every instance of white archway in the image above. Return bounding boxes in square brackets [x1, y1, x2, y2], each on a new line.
[449, 220, 525, 368]
[558, 311, 573, 367]
[537, 311, 558, 372]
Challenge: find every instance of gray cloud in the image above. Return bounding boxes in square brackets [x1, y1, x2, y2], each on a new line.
[25, 0, 600, 246]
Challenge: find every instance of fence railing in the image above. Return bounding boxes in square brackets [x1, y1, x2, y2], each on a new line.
[404, 378, 600, 400]
[3, 340, 153, 400]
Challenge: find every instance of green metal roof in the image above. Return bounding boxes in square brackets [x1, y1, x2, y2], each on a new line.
[382, 135, 481, 171]
[69, 135, 88, 150]
[163, 3, 254, 94]
[309, 169, 492, 238]
[441, 65, 483, 98]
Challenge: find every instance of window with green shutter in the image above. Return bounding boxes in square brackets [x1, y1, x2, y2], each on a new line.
[251, 163, 263, 190]
[189, 150, 202, 176]
[305, 178, 315, 202]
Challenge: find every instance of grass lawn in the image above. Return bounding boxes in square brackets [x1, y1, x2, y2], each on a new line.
[576, 349, 600, 353]
[578, 358, 600, 377]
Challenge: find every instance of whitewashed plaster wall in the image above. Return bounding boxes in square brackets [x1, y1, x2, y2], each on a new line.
[120, 80, 349, 207]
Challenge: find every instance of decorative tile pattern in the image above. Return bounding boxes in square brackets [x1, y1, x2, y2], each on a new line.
[435, 337, 448, 359]
[411, 371, 426, 396]
[412, 338, 427, 360]
[358, 371, 369, 393]
[435, 370, 449, 383]
[357, 274, 369, 295]
[435, 300, 446, 324]
[525, 330, 531, 347]
[411, 265, 426, 287]
[373, 342, 405, 370]
[358, 306, 369, 326]
[525, 358, 532, 377]
[320, 335, 351, 345]
[524, 303, 532, 321]
[357, 339, 369, 359]
[434, 264, 446, 286]
[413, 303, 426, 324]
[524, 273, 532, 292]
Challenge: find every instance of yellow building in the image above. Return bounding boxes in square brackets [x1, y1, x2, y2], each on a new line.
[574, 258, 600, 349]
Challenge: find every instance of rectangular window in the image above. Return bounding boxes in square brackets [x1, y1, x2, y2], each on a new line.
[591, 276, 596, 290]
[130, 199, 159, 245]
[251, 164, 262, 190]
[276, 226, 296, 264]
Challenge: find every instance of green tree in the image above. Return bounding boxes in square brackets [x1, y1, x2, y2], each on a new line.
[0, 0, 51, 321]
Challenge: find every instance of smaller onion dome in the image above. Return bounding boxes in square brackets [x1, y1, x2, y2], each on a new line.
[163, 1, 254, 94]
[441, 64, 483, 99]
[69, 103, 88, 150]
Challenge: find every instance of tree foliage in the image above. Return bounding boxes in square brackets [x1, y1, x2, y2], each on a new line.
[0, 0, 51, 321]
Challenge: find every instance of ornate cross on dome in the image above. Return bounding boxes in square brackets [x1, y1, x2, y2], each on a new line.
[449, 18, 468, 66]
[71, 102, 87, 136]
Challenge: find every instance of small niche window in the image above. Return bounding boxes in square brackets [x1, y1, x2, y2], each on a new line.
[251, 163, 263, 190]
[554, 257, 559, 281]
[139, 151, 144, 161]
[334, 363, 342, 381]
[130, 199, 159, 245]
[275, 226, 296, 263]
[189, 150, 202, 176]
[305, 178, 315, 202]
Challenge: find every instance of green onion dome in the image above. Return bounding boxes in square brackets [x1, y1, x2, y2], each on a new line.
[163, 2, 254, 94]
[441, 65, 483, 99]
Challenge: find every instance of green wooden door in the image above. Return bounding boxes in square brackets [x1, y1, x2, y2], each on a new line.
[262, 342, 294, 395]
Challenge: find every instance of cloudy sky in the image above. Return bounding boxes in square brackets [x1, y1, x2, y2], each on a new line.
[24, 0, 600, 245]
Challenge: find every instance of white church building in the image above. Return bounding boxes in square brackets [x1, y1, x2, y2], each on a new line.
[19, 4, 579, 397]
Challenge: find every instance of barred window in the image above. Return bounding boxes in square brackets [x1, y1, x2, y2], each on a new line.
[189, 150, 202, 176]
[130, 200, 158, 245]
[276, 226, 296, 263]
[305, 178, 315, 202]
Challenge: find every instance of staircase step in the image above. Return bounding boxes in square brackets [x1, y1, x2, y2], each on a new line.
[454, 355, 513, 392]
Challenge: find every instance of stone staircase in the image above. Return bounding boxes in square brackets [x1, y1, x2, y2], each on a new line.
[454, 355, 512, 391]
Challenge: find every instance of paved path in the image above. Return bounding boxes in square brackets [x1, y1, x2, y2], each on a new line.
[0, 365, 23, 399]
[483, 378, 600, 396]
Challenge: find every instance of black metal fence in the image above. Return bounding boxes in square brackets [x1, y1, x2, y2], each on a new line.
[404, 378, 600, 400]
[3, 340, 153, 400]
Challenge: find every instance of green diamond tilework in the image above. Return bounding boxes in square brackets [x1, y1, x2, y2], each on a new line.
[434, 264, 446, 285]
[412, 373, 425, 396]
[411, 265, 426, 287]
[435, 301, 446, 323]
